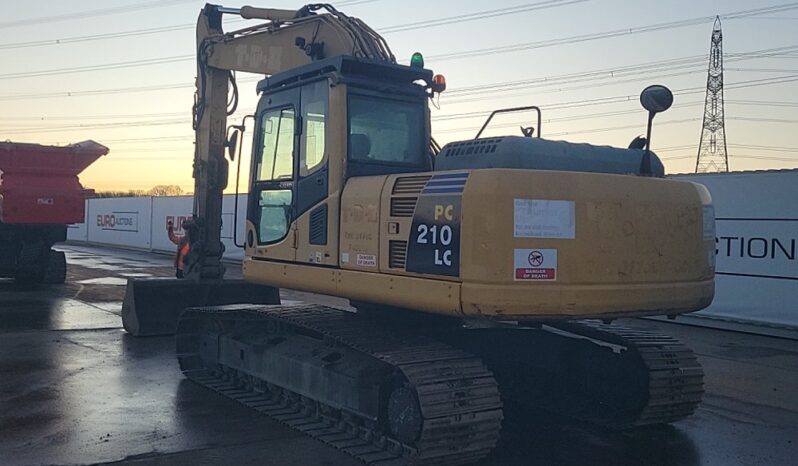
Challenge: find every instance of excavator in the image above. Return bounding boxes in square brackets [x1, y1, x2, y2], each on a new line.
[122, 4, 715, 465]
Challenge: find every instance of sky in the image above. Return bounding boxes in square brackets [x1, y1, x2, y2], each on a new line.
[1, 0, 797, 193]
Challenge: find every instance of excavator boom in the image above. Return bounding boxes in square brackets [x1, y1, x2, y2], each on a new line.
[124, 3, 395, 335]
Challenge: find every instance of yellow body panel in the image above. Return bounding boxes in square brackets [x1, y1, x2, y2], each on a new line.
[243, 259, 462, 315]
[245, 167, 715, 320]
[339, 176, 383, 272]
[457, 169, 714, 317]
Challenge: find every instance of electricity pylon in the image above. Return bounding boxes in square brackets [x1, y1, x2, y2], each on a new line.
[695, 16, 729, 173]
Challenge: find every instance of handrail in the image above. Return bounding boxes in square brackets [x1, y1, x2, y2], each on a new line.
[475, 106, 542, 139]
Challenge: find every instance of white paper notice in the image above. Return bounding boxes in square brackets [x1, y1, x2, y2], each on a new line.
[514, 199, 575, 239]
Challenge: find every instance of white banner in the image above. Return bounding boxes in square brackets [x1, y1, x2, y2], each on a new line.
[87, 197, 152, 249]
[76, 194, 248, 261]
[675, 171, 798, 328]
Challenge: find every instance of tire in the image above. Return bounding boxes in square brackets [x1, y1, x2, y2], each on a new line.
[41, 250, 67, 284]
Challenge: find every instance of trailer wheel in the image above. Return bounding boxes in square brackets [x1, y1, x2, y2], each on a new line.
[42, 250, 67, 284]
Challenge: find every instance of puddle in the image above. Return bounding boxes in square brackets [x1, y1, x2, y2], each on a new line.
[119, 273, 153, 278]
[77, 277, 129, 286]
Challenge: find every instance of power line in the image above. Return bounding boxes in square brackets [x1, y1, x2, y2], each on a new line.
[431, 75, 798, 134]
[381, 0, 588, 33]
[437, 72, 798, 107]
[435, 117, 699, 136]
[8, 71, 797, 147]
[727, 99, 798, 107]
[433, 101, 703, 128]
[101, 136, 193, 144]
[729, 143, 798, 151]
[719, 154, 798, 161]
[0, 23, 200, 50]
[728, 116, 798, 123]
[0, 0, 578, 51]
[0, 3, 586, 80]
[663, 144, 798, 154]
[0, 55, 193, 80]
[0, 112, 187, 121]
[2, 43, 793, 102]
[654, 145, 698, 153]
[22, 97, 785, 125]
[0, 0, 196, 29]
[444, 54, 707, 95]
[0, 77, 262, 101]
[2, 118, 189, 135]
[7, 73, 795, 137]
[2, 12, 795, 84]
[426, 3, 798, 62]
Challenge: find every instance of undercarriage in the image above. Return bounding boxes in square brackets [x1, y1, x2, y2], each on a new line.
[176, 303, 703, 465]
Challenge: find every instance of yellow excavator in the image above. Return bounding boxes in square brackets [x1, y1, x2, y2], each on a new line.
[122, 4, 715, 464]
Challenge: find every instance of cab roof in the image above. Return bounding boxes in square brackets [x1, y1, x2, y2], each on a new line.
[257, 55, 433, 93]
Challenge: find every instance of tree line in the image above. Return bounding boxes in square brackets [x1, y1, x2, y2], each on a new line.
[92, 185, 189, 198]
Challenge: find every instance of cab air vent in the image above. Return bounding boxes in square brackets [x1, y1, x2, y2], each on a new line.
[389, 240, 408, 269]
[440, 138, 503, 157]
[392, 175, 431, 195]
[309, 204, 327, 245]
[390, 197, 417, 217]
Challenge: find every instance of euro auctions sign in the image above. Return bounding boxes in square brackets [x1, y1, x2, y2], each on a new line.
[96, 212, 139, 232]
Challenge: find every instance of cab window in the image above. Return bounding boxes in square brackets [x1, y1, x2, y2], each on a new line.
[300, 80, 327, 176]
[348, 95, 425, 167]
[257, 189, 292, 244]
[256, 108, 295, 181]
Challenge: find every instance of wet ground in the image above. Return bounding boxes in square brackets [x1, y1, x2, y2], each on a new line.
[1, 244, 796, 466]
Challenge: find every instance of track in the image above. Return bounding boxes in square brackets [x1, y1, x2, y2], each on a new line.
[556, 321, 705, 428]
[439, 319, 705, 431]
[176, 304, 503, 466]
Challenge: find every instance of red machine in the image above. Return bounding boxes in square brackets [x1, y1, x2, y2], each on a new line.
[0, 140, 107, 283]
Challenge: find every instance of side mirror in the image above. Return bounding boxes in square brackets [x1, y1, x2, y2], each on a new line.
[226, 129, 240, 161]
[640, 85, 673, 114]
[638, 85, 673, 176]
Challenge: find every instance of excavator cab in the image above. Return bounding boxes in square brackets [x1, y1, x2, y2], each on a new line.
[244, 56, 434, 267]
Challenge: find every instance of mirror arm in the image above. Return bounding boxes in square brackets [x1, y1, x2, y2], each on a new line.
[640, 112, 655, 177]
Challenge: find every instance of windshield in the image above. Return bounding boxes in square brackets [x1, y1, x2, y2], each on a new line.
[348, 95, 425, 166]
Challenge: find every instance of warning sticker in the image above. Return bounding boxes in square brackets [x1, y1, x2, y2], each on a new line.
[514, 248, 557, 281]
[356, 254, 377, 267]
[514, 199, 575, 239]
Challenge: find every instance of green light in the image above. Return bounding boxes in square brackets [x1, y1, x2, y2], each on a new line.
[410, 52, 424, 68]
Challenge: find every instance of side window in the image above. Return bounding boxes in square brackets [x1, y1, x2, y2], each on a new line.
[258, 190, 292, 244]
[257, 108, 295, 181]
[300, 81, 327, 177]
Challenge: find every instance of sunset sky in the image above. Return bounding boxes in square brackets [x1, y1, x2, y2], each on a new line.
[1, 0, 797, 193]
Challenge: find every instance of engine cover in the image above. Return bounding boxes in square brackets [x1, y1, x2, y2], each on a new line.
[435, 136, 665, 177]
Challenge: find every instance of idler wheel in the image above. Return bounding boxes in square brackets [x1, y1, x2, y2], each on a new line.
[387, 386, 423, 443]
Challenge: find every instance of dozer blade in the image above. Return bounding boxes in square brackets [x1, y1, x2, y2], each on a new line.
[122, 278, 280, 336]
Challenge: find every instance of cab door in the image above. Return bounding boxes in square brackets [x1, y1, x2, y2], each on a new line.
[247, 88, 300, 261]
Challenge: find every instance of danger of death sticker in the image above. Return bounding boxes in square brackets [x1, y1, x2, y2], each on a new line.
[356, 254, 377, 267]
[514, 248, 557, 281]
